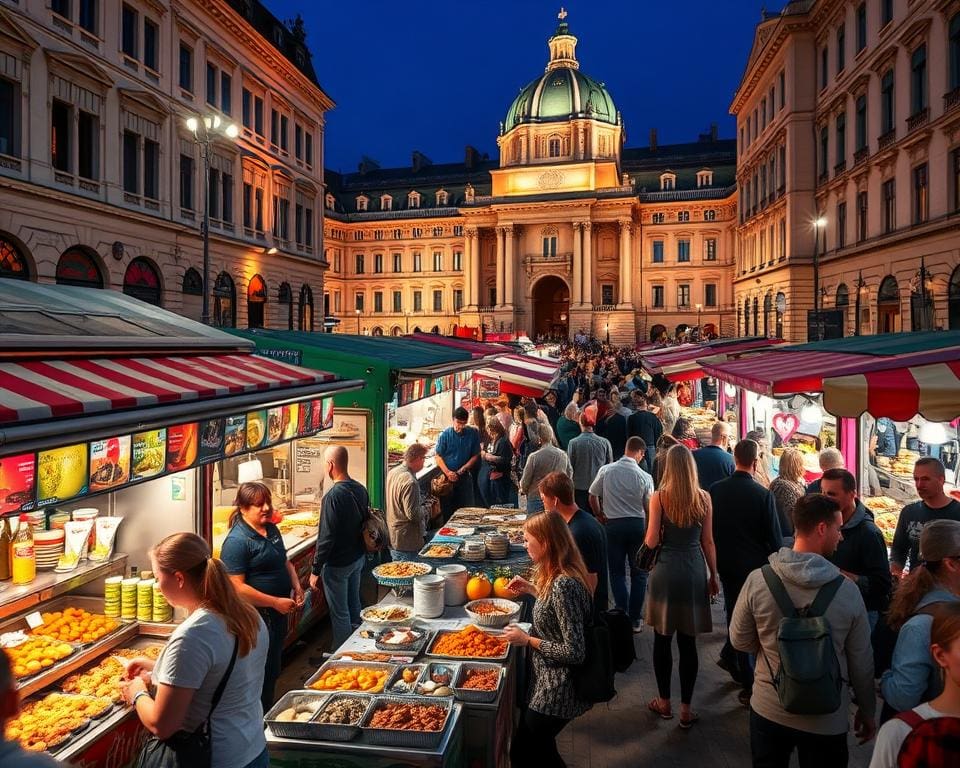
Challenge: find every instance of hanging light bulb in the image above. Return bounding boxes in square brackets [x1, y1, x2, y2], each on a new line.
[724, 383, 737, 398]
[918, 421, 948, 445]
[800, 400, 822, 424]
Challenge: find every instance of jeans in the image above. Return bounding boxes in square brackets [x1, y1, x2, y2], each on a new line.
[749, 709, 849, 768]
[525, 494, 545, 515]
[322, 555, 365, 649]
[242, 747, 270, 768]
[510, 708, 570, 768]
[258, 608, 288, 712]
[390, 549, 418, 562]
[605, 517, 647, 623]
[440, 475, 475, 522]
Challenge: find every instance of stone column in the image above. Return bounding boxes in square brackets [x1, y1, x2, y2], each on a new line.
[495, 226, 505, 307]
[619, 220, 633, 306]
[463, 231, 473, 308]
[571, 222, 583, 306]
[466, 227, 480, 309]
[504, 225, 515, 307]
[582, 222, 593, 307]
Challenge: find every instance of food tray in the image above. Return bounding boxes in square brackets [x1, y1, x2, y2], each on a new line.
[452, 662, 505, 704]
[264, 690, 330, 740]
[374, 627, 432, 654]
[385, 664, 426, 694]
[415, 662, 457, 696]
[304, 660, 397, 694]
[359, 604, 417, 627]
[418, 541, 462, 559]
[359, 694, 453, 749]
[372, 562, 433, 589]
[308, 693, 374, 742]
[464, 598, 521, 628]
[425, 629, 510, 662]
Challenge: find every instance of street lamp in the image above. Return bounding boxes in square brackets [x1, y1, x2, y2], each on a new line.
[355, 308, 362, 335]
[695, 302, 703, 336]
[404, 311, 410, 335]
[910, 256, 935, 331]
[854, 270, 867, 336]
[812, 216, 827, 340]
[186, 113, 239, 325]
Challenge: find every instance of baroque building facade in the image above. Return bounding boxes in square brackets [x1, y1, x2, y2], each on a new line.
[732, 0, 960, 340]
[0, 0, 329, 329]
[324, 15, 739, 344]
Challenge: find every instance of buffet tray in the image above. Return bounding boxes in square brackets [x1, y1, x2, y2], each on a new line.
[359, 694, 453, 749]
[304, 660, 397, 694]
[309, 693, 376, 742]
[451, 662, 505, 704]
[424, 628, 510, 662]
[264, 690, 331, 741]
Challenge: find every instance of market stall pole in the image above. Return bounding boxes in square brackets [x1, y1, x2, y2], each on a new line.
[0, 280, 364, 763]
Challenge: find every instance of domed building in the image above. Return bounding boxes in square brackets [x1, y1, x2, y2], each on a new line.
[323, 12, 739, 344]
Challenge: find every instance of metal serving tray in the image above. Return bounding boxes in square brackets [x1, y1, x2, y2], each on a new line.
[424, 628, 510, 662]
[264, 690, 330, 741]
[304, 660, 397, 694]
[384, 663, 426, 695]
[308, 693, 375, 741]
[451, 662, 505, 704]
[359, 693, 453, 749]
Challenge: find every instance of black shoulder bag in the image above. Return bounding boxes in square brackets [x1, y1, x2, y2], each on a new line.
[571, 601, 617, 704]
[134, 637, 239, 768]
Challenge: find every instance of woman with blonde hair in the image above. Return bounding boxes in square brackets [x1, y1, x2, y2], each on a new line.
[652, 434, 681, 488]
[644, 444, 719, 727]
[504, 511, 592, 767]
[768, 448, 806, 541]
[120, 532, 269, 768]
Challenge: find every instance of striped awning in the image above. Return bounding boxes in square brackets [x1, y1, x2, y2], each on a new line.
[474, 354, 560, 397]
[644, 338, 784, 381]
[822, 360, 960, 421]
[0, 353, 337, 426]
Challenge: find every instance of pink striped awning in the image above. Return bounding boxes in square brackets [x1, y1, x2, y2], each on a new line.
[644, 338, 785, 381]
[474, 354, 559, 397]
[822, 360, 960, 421]
[0, 353, 337, 426]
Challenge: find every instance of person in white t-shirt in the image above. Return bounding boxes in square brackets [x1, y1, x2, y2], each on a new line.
[870, 602, 960, 768]
[120, 532, 270, 768]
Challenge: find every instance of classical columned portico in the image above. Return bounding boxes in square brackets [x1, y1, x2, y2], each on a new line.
[504, 225, 515, 307]
[618, 219, 633, 306]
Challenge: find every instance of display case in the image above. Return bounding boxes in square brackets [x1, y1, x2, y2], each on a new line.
[387, 391, 454, 479]
[745, 391, 837, 482]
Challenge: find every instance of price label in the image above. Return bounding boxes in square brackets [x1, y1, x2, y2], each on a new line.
[24, 611, 44, 630]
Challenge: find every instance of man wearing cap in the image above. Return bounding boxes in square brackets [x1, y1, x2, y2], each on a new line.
[891, 457, 960, 578]
[435, 407, 481, 522]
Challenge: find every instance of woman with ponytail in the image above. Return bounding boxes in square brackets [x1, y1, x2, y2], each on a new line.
[879, 520, 960, 717]
[219, 482, 304, 710]
[119, 532, 269, 768]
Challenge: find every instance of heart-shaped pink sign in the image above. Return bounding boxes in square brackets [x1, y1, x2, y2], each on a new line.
[772, 413, 800, 443]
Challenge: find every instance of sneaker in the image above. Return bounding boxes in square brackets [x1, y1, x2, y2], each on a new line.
[633, 620, 644, 634]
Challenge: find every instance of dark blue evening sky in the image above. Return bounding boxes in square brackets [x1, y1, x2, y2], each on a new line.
[268, 0, 766, 172]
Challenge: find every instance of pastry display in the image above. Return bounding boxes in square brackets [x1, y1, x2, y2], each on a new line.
[6, 693, 112, 753]
[308, 666, 390, 693]
[6, 636, 75, 679]
[31, 608, 119, 645]
[60, 645, 163, 701]
[874, 511, 899, 546]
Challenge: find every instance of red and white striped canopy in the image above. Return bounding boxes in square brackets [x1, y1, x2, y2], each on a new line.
[474, 354, 559, 397]
[822, 360, 960, 421]
[0, 353, 336, 426]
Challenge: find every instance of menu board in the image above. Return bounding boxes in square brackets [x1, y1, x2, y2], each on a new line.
[37, 443, 89, 505]
[246, 410, 266, 451]
[199, 418, 225, 463]
[0, 452, 36, 514]
[167, 423, 199, 472]
[131, 429, 166, 481]
[224, 414, 246, 457]
[89, 436, 131, 493]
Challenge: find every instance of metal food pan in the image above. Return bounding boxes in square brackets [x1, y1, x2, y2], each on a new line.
[307, 693, 375, 741]
[384, 663, 426, 695]
[264, 690, 330, 741]
[414, 661, 458, 696]
[451, 662, 505, 704]
[304, 660, 396, 694]
[424, 628, 510, 662]
[359, 693, 453, 749]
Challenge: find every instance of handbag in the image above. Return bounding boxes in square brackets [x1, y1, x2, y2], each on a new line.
[134, 637, 239, 768]
[430, 473, 455, 498]
[571, 607, 616, 703]
[362, 506, 389, 554]
[633, 521, 664, 572]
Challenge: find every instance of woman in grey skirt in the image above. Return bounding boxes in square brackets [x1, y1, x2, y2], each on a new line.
[643, 444, 719, 728]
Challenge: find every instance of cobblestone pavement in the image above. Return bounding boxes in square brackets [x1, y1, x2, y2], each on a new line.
[279, 594, 875, 768]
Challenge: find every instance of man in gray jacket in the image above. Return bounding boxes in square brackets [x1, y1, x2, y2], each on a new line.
[731, 494, 876, 767]
[519, 423, 572, 514]
[567, 410, 613, 514]
[386, 444, 434, 561]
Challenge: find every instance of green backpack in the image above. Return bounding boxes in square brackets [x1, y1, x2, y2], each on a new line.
[760, 565, 845, 716]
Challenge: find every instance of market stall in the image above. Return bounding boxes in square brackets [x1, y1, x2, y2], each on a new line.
[0, 281, 364, 763]
[227, 331, 493, 509]
[470, 353, 560, 401]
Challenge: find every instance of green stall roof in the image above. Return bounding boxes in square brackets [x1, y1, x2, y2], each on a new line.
[227, 330, 475, 370]
[780, 331, 960, 356]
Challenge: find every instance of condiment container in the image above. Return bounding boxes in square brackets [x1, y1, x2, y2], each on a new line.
[437, 564, 468, 606]
[413, 573, 445, 618]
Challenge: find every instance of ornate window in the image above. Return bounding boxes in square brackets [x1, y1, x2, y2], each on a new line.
[356, 194, 368, 212]
[436, 189, 448, 206]
[659, 172, 676, 191]
[407, 190, 421, 209]
[56, 248, 104, 288]
[299, 284, 314, 331]
[122, 257, 162, 306]
[247, 274, 266, 328]
[0, 238, 29, 280]
[278, 282, 293, 330]
[380, 194, 392, 211]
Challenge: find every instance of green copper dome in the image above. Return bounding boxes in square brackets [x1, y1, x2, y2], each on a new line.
[505, 67, 618, 131]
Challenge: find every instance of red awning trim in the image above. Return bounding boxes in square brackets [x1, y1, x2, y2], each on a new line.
[0, 353, 336, 427]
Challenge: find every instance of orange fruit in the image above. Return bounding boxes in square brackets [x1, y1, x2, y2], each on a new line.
[493, 577, 513, 599]
[466, 574, 492, 601]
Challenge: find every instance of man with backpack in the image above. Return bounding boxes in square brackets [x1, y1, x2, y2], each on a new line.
[730, 494, 876, 767]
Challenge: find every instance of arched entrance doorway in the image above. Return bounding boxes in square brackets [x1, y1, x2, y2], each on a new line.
[247, 274, 266, 328]
[532, 275, 569, 339]
[877, 275, 900, 333]
[123, 257, 162, 306]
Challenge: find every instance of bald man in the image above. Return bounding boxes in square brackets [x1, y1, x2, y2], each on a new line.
[309, 445, 368, 649]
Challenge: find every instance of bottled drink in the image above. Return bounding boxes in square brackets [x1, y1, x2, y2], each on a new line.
[12, 513, 35, 585]
[0, 517, 11, 581]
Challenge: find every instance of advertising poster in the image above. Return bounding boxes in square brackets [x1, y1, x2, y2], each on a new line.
[223, 414, 246, 457]
[283, 403, 299, 440]
[265, 407, 285, 446]
[131, 429, 166, 481]
[309, 399, 324, 434]
[199, 418, 225, 463]
[89, 436, 132, 492]
[296, 401, 311, 437]
[320, 398, 335, 431]
[0, 452, 36, 514]
[246, 410, 266, 451]
[166, 423, 199, 472]
[37, 443, 89, 505]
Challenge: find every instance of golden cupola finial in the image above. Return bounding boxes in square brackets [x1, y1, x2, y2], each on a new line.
[546, 8, 578, 72]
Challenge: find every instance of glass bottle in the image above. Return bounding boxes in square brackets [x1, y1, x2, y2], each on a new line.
[11, 513, 35, 585]
[0, 517, 11, 581]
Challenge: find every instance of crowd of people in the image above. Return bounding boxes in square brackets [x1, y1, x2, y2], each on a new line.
[3, 340, 960, 768]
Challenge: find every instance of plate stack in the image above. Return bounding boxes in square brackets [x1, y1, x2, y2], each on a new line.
[484, 533, 509, 560]
[34, 529, 64, 571]
[460, 538, 486, 562]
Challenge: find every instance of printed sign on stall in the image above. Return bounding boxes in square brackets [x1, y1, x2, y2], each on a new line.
[265, 407, 286, 445]
[320, 398, 335, 432]
[199, 418, 225, 463]
[89, 436, 131, 492]
[223, 414, 246, 456]
[296, 401, 312, 437]
[131, 429, 166, 481]
[477, 377, 501, 399]
[36, 443, 89, 505]
[246, 410, 267, 450]
[0, 452, 36, 514]
[283, 404, 299, 440]
[166, 423, 199, 472]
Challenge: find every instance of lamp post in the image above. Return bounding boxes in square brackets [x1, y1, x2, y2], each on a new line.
[812, 216, 826, 340]
[186, 114, 239, 325]
[854, 270, 867, 336]
[695, 302, 703, 336]
[404, 311, 410, 335]
[911, 256, 934, 331]
[355, 308, 362, 335]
